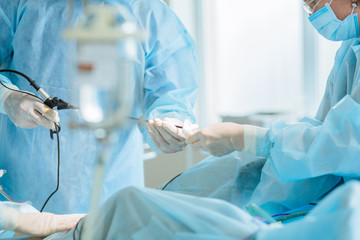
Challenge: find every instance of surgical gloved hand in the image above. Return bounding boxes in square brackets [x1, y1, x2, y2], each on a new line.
[0, 204, 84, 236]
[146, 118, 195, 153]
[186, 123, 245, 157]
[2, 90, 59, 130]
[15, 212, 85, 236]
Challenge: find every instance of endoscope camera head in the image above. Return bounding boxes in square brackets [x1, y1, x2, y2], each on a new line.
[44, 97, 79, 111]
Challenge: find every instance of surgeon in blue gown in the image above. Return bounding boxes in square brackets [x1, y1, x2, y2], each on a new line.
[177, 0, 360, 215]
[0, 0, 197, 214]
[55, 0, 360, 239]
[53, 0, 360, 238]
[2, 0, 360, 239]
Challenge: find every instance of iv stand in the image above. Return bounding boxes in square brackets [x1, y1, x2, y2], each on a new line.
[64, 3, 147, 239]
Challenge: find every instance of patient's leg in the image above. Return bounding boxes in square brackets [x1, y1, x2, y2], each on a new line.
[66, 187, 267, 240]
[161, 152, 266, 208]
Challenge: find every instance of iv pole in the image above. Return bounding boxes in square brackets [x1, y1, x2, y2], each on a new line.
[64, 3, 146, 239]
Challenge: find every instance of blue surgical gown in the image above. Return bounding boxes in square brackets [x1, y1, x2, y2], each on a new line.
[164, 38, 360, 216]
[250, 38, 360, 214]
[49, 186, 269, 240]
[257, 181, 360, 240]
[0, 0, 197, 214]
[45, 181, 360, 240]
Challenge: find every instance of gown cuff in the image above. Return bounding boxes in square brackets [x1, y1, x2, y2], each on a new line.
[243, 125, 271, 157]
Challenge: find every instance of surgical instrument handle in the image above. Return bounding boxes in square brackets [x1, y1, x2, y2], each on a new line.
[0, 69, 78, 110]
[128, 117, 183, 129]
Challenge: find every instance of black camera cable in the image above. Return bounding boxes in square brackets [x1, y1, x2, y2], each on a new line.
[0, 69, 76, 212]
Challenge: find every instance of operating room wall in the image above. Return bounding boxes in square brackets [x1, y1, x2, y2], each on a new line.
[202, 1, 305, 125]
[144, 0, 340, 187]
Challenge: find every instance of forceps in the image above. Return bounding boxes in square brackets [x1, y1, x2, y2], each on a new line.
[128, 117, 183, 129]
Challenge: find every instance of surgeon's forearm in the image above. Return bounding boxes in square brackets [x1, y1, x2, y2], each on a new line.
[269, 95, 360, 182]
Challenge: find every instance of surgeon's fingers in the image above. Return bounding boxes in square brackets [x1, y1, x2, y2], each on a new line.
[186, 130, 203, 146]
[162, 118, 186, 141]
[154, 119, 184, 146]
[54, 214, 86, 233]
[29, 108, 56, 130]
[149, 120, 169, 145]
[33, 102, 60, 123]
[187, 134, 217, 156]
[155, 123, 186, 151]
[146, 122, 162, 147]
[147, 120, 174, 152]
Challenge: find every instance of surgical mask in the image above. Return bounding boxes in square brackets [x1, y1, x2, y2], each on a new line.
[309, 2, 359, 41]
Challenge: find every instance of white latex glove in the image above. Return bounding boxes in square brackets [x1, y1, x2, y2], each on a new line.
[2, 90, 59, 130]
[146, 118, 196, 153]
[15, 212, 85, 236]
[182, 119, 199, 138]
[0, 204, 84, 236]
[186, 123, 245, 157]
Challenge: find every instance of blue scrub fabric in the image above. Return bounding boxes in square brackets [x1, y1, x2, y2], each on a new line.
[257, 181, 360, 240]
[48, 186, 269, 240]
[0, 0, 197, 214]
[162, 152, 339, 215]
[37, 22, 360, 240]
[159, 152, 267, 208]
[251, 38, 360, 214]
[164, 38, 360, 215]
[46, 181, 360, 240]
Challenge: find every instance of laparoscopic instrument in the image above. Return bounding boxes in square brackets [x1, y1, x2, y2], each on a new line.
[128, 117, 184, 129]
[0, 69, 77, 111]
[0, 69, 78, 212]
[0, 69, 77, 138]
